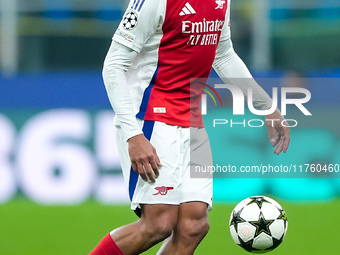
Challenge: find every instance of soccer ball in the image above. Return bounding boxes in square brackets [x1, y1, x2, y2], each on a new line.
[229, 196, 288, 253]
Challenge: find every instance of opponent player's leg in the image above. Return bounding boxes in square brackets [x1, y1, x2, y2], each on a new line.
[90, 204, 178, 255]
[156, 201, 209, 255]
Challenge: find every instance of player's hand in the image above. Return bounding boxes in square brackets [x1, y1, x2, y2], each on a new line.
[128, 134, 161, 183]
[265, 109, 290, 155]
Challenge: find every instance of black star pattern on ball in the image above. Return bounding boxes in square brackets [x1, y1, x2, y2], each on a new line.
[247, 196, 270, 209]
[237, 238, 258, 253]
[277, 208, 288, 229]
[230, 208, 246, 232]
[267, 235, 284, 251]
[278, 208, 287, 220]
[249, 212, 274, 237]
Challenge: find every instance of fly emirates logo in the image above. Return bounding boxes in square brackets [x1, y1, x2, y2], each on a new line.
[182, 18, 225, 46]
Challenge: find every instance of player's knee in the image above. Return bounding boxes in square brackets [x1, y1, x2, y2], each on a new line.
[143, 221, 174, 243]
[140, 204, 178, 244]
[180, 218, 210, 240]
[193, 219, 210, 238]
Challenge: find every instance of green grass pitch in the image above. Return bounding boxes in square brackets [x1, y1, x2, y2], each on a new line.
[1, 198, 339, 254]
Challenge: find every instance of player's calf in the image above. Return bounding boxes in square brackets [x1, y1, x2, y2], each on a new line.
[157, 202, 210, 255]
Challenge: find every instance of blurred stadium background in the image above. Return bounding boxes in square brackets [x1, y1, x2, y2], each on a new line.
[0, 0, 340, 254]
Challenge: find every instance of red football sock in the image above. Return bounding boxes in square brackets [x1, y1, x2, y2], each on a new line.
[90, 233, 124, 255]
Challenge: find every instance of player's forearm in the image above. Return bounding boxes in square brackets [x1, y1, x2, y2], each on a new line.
[213, 39, 272, 110]
[103, 41, 143, 140]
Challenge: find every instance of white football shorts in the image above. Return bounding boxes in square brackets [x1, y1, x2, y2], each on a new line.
[116, 120, 213, 215]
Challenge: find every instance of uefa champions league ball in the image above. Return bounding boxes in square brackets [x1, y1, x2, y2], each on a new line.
[229, 196, 288, 253]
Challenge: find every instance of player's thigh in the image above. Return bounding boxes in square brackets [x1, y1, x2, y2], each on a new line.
[140, 204, 179, 234]
[178, 202, 209, 221]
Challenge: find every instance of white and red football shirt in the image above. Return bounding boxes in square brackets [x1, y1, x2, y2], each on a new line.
[113, 0, 231, 127]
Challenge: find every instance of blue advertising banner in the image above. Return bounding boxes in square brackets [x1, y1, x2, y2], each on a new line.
[1, 71, 340, 204]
